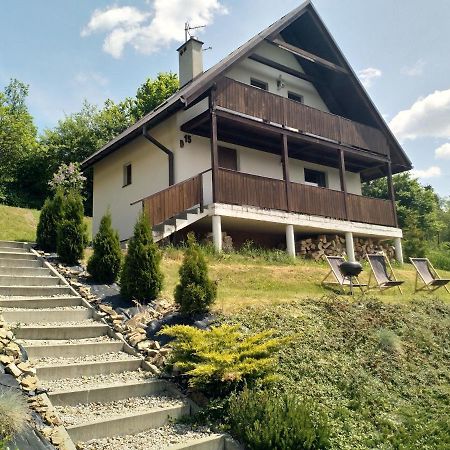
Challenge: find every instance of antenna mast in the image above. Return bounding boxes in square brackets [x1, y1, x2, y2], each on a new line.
[185, 22, 207, 41]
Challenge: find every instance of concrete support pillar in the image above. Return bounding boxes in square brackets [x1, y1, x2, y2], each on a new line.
[394, 237, 404, 264]
[212, 215, 222, 253]
[345, 232, 355, 262]
[286, 225, 296, 257]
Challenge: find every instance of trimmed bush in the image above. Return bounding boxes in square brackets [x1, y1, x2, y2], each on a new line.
[174, 233, 217, 315]
[57, 190, 87, 265]
[120, 212, 163, 302]
[160, 324, 289, 397]
[228, 388, 330, 450]
[36, 190, 64, 252]
[87, 210, 122, 283]
[0, 389, 29, 444]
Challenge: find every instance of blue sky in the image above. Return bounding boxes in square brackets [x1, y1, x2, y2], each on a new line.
[1, 0, 450, 197]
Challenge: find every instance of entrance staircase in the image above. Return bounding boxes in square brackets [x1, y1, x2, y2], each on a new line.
[0, 241, 236, 450]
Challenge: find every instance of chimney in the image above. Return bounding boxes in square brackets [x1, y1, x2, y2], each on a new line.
[177, 38, 204, 87]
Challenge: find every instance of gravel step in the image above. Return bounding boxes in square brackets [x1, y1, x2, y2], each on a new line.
[0, 241, 28, 249]
[36, 356, 142, 381]
[3, 307, 92, 324]
[0, 285, 72, 297]
[14, 321, 109, 340]
[0, 247, 30, 254]
[0, 267, 51, 276]
[0, 251, 37, 260]
[0, 275, 61, 286]
[0, 258, 41, 268]
[0, 296, 82, 309]
[49, 378, 168, 406]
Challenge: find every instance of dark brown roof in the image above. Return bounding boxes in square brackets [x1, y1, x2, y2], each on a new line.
[82, 0, 411, 174]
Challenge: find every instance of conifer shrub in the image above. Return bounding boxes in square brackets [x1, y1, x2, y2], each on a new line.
[87, 210, 122, 283]
[228, 388, 330, 450]
[36, 190, 64, 252]
[174, 233, 217, 315]
[160, 324, 289, 397]
[120, 212, 163, 302]
[56, 190, 87, 265]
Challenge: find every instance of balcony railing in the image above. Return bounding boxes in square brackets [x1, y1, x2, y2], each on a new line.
[215, 77, 389, 157]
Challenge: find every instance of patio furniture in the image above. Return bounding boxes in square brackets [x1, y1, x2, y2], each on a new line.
[366, 253, 404, 294]
[322, 256, 366, 294]
[410, 258, 450, 293]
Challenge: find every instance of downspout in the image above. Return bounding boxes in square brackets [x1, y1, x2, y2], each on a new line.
[142, 125, 175, 186]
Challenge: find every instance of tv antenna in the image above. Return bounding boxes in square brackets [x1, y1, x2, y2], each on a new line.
[185, 22, 206, 41]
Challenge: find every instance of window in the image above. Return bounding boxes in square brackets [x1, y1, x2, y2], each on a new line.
[288, 91, 304, 103]
[304, 168, 326, 188]
[123, 163, 132, 187]
[250, 78, 268, 91]
[218, 147, 238, 171]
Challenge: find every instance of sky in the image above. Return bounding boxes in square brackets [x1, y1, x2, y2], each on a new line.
[1, 0, 450, 197]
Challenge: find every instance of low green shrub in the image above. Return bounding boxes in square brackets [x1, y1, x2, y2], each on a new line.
[160, 324, 289, 397]
[174, 233, 217, 315]
[120, 212, 163, 302]
[228, 388, 330, 450]
[87, 210, 122, 283]
[428, 246, 450, 271]
[0, 389, 29, 444]
[36, 190, 64, 252]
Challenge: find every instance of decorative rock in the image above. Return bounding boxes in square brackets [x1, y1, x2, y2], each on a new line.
[159, 347, 171, 356]
[146, 364, 161, 375]
[136, 340, 152, 351]
[0, 354, 13, 365]
[6, 363, 22, 378]
[146, 349, 159, 358]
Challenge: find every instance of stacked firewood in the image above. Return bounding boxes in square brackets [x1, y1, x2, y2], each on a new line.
[296, 234, 395, 261]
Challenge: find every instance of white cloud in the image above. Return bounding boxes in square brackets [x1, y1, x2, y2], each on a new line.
[82, 0, 228, 59]
[410, 166, 442, 179]
[357, 67, 382, 89]
[389, 89, 450, 141]
[401, 59, 425, 77]
[435, 143, 450, 160]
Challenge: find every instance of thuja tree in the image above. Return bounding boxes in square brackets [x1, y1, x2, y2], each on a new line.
[174, 233, 217, 316]
[87, 210, 122, 283]
[36, 190, 64, 252]
[57, 190, 87, 265]
[120, 212, 163, 302]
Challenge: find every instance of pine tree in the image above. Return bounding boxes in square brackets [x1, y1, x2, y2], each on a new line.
[174, 233, 217, 316]
[120, 212, 163, 302]
[36, 190, 64, 252]
[87, 210, 122, 283]
[56, 190, 87, 265]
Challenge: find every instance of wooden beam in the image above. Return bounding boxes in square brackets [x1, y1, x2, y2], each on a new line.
[270, 38, 348, 74]
[282, 134, 292, 212]
[387, 161, 399, 228]
[210, 89, 219, 203]
[248, 54, 321, 85]
[338, 149, 349, 220]
[181, 110, 210, 133]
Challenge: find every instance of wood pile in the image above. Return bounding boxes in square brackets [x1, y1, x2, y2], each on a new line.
[296, 234, 395, 261]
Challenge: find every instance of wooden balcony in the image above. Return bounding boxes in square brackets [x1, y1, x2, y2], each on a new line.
[215, 77, 390, 157]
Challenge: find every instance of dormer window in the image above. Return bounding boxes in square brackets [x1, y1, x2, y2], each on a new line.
[250, 78, 268, 91]
[288, 91, 304, 103]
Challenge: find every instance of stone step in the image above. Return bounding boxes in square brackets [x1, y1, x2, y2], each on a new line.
[25, 340, 123, 359]
[168, 435, 229, 450]
[0, 266, 51, 277]
[14, 322, 109, 340]
[0, 246, 30, 254]
[0, 251, 37, 260]
[0, 275, 61, 286]
[49, 379, 166, 406]
[0, 258, 42, 268]
[2, 307, 91, 324]
[36, 357, 142, 380]
[0, 285, 72, 297]
[0, 241, 28, 249]
[65, 403, 190, 443]
[0, 296, 82, 309]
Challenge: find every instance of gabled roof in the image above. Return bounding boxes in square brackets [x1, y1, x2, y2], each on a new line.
[82, 1, 411, 175]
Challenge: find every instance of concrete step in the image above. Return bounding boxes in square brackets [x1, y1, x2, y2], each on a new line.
[0, 267, 51, 277]
[0, 247, 30, 254]
[168, 435, 228, 450]
[66, 404, 190, 443]
[14, 322, 109, 340]
[25, 340, 123, 359]
[36, 357, 142, 380]
[49, 379, 165, 406]
[0, 285, 72, 297]
[0, 241, 28, 249]
[2, 307, 92, 324]
[0, 258, 42, 268]
[0, 296, 82, 309]
[0, 275, 61, 286]
[0, 251, 37, 260]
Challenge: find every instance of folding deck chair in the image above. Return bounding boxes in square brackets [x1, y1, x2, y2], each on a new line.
[322, 256, 366, 294]
[410, 258, 450, 293]
[366, 253, 404, 294]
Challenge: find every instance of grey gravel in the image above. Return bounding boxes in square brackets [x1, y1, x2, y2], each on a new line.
[56, 394, 185, 426]
[84, 424, 213, 450]
[32, 351, 140, 367]
[0, 306, 86, 311]
[19, 319, 99, 327]
[20, 335, 118, 346]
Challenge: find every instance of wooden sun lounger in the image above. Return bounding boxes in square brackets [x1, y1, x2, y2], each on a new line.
[322, 256, 366, 294]
[410, 258, 450, 293]
[366, 253, 404, 294]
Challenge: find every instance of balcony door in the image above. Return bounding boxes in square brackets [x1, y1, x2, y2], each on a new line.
[218, 146, 238, 171]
